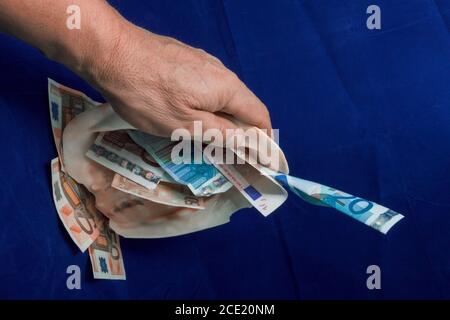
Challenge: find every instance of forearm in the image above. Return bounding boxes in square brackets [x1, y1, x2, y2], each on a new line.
[0, 0, 272, 134]
[0, 0, 125, 80]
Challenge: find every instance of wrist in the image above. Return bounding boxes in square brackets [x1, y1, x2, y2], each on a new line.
[77, 7, 129, 87]
[47, 1, 127, 85]
[83, 19, 163, 99]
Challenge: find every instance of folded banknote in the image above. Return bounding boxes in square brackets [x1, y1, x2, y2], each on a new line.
[273, 174, 404, 234]
[86, 131, 167, 190]
[128, 124, 405, 234]
[128, 131, 233, 197]
[48, 80, 127, 280]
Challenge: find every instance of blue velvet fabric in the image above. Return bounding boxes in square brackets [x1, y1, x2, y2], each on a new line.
[0, 0, 449, 299]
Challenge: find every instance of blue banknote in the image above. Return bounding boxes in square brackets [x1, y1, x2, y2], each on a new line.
[274, 174, 404, 234]
[128, 131, 232, 196]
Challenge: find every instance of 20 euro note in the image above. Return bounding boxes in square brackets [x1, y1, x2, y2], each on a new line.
[88, 219, 126, 280]
[128, 131, 233, 196]
[111, 173, 205, 209]
[273, 174, 404, 234]
[220, 126, 404, 234]
[51, 158, 101, 251]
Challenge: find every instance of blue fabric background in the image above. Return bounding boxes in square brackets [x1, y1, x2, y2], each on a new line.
[0, 0, 449, 299]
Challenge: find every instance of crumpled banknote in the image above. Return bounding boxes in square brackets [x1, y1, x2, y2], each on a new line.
[48, 79, 404, 280]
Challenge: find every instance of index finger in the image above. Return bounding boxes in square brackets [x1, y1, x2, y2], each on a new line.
[222, 81, 272, 131]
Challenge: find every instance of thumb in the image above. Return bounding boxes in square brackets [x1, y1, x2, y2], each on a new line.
[192, 110, 239, 145]
[222, 82, 272, 131]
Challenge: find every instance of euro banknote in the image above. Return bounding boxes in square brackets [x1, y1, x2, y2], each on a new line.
[111, 173, 205, 209]
[211, 161, 287, 216]
[273, 174, 404, 234]
[86, 131, 170, 190]
[128, 130, 404, 233]
[49, 80, 127, 279]
[88, 220, 126, 280]
[48, 78, 99, 171]
[128, 131, 233, 196]
[51, 158, 101, 251]
[52, 157, 127, 279]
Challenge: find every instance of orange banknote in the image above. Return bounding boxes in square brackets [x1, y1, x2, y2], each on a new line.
[51, 158, 101, 252]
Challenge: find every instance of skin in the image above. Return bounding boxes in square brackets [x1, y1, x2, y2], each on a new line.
[0, 0, 272, 136]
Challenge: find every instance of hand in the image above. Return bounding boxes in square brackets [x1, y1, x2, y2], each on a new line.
[86, 19, 272, 137]
[0, 0, 271, 137]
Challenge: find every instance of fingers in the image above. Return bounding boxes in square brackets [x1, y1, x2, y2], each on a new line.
[221, 77, 272, 131]
[190, 46, 270, 130]
[205, 53, 224, 67]
[188, 110, 250, 149]
[193, 110, 239, 137]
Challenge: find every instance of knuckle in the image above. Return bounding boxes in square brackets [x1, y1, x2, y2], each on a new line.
[171, 93, 197, 117]
[226, 70, 240, 82]
[161, 40, 185, 58]
[195, 48, 207, 55]
[183, 120, 197, 133]
[220, 70, 240, 88]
